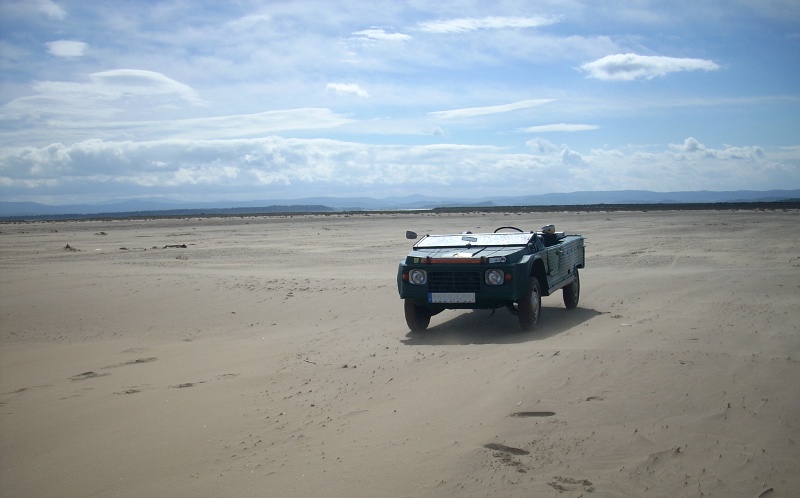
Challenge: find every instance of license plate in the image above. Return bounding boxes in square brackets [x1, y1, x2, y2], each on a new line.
[429, 293, 475, 303]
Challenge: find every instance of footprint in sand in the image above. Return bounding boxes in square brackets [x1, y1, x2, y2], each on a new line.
[70, 371, 110, 381]
[103, 357, 158, 369]
[483, 443, 530, 455]
[484, 443, 532, 473]
[169, 374, 238, 388]
[548, 476, 595, 493]
[123, 357, 157, 365]
[170, 382, 199, 389]
[509, 411, 556, 418]
[120, 348, 149, 354]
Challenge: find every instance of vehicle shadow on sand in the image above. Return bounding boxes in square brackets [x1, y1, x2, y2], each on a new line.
[400, 306, 603, 346]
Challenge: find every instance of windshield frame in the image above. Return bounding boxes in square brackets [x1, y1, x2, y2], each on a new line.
[414, 232, 535, 249]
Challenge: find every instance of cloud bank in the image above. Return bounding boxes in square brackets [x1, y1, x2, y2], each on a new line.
[1, 136, 795, 203]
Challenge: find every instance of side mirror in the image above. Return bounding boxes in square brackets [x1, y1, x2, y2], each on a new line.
[405, 231, 418, 240]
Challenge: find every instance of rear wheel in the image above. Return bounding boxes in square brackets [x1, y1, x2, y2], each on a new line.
[404, 299, 431, 331]
[517, 277, 542, 331]
[563, 269, 580, 309]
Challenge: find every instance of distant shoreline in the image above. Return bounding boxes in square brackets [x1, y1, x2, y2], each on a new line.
[2, 200, 798, 223]
[429, 200, 800, 214]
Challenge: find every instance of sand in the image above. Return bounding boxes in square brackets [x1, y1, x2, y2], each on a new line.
[1, 209, 798, 497]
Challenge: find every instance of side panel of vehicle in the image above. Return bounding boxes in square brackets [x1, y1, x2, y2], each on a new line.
[539, 236, 584, 295]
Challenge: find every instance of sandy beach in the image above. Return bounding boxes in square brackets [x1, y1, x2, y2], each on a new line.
[1, 209, 798, 497]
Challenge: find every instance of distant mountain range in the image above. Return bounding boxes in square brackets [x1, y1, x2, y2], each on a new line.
[1, 189, 799, 219]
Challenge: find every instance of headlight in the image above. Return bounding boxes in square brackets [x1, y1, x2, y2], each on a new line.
[409, 269, 427, 285]
[485, 269, 505, 286]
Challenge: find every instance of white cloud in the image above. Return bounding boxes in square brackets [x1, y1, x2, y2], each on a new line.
[158, 109, 354, 139]
[668, 137, 765, 160]
[520, 124, 599, 133]
[417, 16, 560, 34]
[225, 14, 271, 31]
[428, 99, 555, 119]
[352, 29, 411, 42]
[0, 105, 354, 144]
[36, 0, 65, 20]
[581, 53, 720, 81]
[0, 0, 66, 22]
[88, 69, 207, 106]
[527, 137, 558, 154]
[46, 40, 88, 58]
[326, 83, 370, 98]
[560, 146, 587, 166]
[1, 69, 208, 127]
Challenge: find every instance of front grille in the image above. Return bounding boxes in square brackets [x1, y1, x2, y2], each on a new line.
[428, 271, 481, 293]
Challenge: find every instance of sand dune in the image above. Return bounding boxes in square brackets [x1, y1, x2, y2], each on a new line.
[1, 210, 798, 497]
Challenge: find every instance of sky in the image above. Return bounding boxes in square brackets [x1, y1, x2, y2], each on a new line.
[1, 0, 799, 204]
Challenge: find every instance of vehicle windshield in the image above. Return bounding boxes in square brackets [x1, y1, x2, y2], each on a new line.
[414, 232, 534, 248]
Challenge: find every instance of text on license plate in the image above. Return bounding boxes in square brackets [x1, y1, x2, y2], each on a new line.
[429, 293, 475, 303]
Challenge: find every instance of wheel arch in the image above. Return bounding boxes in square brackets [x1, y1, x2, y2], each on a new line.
[530, 257, 550, 296]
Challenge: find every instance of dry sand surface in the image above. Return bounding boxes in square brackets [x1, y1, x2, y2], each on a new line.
[1, 209, 799, 497]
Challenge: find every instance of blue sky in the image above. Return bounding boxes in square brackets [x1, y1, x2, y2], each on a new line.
[1, 0, 799, 204]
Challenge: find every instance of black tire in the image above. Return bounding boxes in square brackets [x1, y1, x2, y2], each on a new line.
[517, 277, 542, 331]
[404, 299, 431, 331]
[563, 269, 580, 309]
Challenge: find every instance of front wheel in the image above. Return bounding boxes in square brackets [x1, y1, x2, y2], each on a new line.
[563, 269, 580, 309]
[517, 277, 542, 331]
[404, 299, 431, 331]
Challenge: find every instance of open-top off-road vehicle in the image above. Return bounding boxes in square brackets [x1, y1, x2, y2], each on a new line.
[397, 225, 585, 331]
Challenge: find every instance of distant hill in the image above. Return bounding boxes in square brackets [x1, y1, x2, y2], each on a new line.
[1, 189, 798, 219]
[497, 190, 800, 206]
[0, 203, 333, 220]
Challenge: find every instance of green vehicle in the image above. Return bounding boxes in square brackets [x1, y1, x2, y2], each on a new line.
[397, 225, 585, 331]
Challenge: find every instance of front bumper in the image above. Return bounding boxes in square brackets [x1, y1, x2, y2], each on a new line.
[397, 262, 529, 310]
